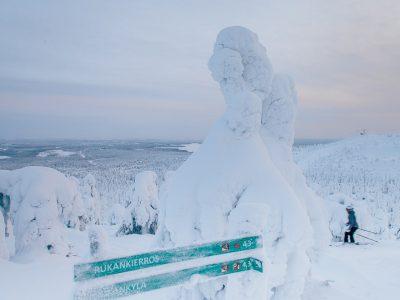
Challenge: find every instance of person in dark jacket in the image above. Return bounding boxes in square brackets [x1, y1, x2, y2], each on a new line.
[344, 205, 358, 243]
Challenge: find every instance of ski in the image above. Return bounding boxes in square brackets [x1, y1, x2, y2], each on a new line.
[74, 235, 261, 281]
[74, 257, 263, 299]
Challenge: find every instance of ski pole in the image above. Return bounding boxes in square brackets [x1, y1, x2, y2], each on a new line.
[359, 228, 379, 235]
[355, 233, 378, 243]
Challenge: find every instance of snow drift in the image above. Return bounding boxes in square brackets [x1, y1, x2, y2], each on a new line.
[0, 166, 86, 257]
[158, 26, 315, 299]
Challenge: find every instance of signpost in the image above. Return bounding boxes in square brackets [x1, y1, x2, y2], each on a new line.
[74, 235, 261, 281]
[75, 257, 263, 299]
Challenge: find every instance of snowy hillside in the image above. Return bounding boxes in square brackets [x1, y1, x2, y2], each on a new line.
[294, 134, 400, 239]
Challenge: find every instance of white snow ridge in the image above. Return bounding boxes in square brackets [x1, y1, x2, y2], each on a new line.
[157, 26, 317, 300]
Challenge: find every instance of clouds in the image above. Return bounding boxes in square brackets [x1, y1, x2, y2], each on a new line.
[0, 0, 399, 139]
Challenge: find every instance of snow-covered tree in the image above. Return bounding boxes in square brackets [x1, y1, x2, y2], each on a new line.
[80, 174, 101, 225]
[260, 74, 330, 256]
[157, 26, 313, 300]
[88, 226, 108, 259]
[0, 212, 9, 260]
[0, 167, 87, 257]
[261, 74, 297, 150]
[118, 171, 158, 235]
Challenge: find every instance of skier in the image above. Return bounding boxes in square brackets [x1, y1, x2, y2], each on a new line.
[344, 205, 358, 243]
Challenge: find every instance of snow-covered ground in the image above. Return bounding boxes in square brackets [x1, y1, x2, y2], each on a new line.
[0, 231, 399, 299]
[304, 241, 400, 300]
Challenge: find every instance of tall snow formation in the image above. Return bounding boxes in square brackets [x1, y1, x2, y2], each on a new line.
[0, 166, 86, 257]
[118, 171, 158, 235]
[158, 26, 313, 299]
[260, 74, 330, 256]
[80, 173, 101, 225]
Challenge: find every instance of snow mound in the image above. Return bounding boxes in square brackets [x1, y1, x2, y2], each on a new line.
[158, 26, 313, 299]
[0, 166, 86, 257]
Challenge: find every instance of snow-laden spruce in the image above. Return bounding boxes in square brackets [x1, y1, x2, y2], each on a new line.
[0, 212, 9, 260]
[80, 173, 101, 225]
[158, 26, 313, 300]
[118, 171, 158, 235]
[0, 167, 87, 257]
[260, 74, 330, 256]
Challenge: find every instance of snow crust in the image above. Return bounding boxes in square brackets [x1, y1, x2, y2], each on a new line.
[158, 26, 314, 299]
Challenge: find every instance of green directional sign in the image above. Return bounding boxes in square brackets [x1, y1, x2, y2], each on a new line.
[74, 235, 261, 281]
[75, 257, 263, 299]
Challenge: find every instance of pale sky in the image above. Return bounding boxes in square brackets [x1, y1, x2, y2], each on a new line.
[1, 0, 399, 140]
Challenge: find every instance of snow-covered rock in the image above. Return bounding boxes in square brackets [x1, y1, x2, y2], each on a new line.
[158, 26, 313, 300]
[118, 171, 158, 235]
[0, 166, 86, 257]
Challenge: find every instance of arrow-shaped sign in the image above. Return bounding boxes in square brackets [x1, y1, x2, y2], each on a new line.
[74, 235, 261, 281]
[75, 257, 263, 299]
